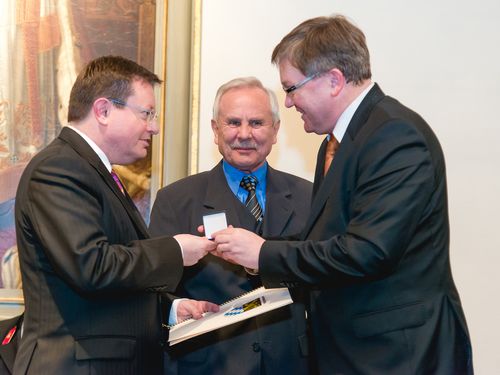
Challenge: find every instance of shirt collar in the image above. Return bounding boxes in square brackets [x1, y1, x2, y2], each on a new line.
[222, 160, 268, 195]
[332, 82, 374, 142]
[66, 125, 112, 172]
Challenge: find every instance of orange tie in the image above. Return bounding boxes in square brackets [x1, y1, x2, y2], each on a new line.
[323, 135, 339, 176]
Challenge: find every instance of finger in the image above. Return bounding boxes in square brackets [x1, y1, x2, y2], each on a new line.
[192, 311, 203, 319]
[203, 301, 220, 313]
[221, 252, 233, 262]
[212, 226, 234, 239]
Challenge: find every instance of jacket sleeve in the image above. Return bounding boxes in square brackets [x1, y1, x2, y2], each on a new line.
[19, 153, 183, 295]
[259, 119, 436, 287]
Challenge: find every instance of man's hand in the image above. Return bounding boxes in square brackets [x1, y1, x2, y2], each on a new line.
[177, 299, 219, 322]
[174, 234, 216, 266]
[212, 227, 264, 270]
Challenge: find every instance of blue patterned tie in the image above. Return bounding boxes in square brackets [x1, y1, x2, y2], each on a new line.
[240, 175, 263, 222]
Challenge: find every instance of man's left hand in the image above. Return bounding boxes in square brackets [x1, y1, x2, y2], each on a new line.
[212, 227, 264, 270]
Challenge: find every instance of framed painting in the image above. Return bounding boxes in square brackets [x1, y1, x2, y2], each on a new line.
[0, 0, 168, 311]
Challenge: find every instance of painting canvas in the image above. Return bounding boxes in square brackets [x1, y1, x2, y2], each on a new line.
[0, 0, 161, 289]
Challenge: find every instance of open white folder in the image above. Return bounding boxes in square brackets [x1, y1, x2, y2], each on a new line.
[168, 286, 293, 346]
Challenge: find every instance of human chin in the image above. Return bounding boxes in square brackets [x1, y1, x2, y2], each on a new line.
[130, 146, 147, 162]
[302, 118, 315, 133]
[231, 155, 257, 170]
[234, 147, 256, 156]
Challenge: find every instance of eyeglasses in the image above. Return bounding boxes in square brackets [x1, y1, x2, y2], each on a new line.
[109, 98, 158, 123]
[283, 72, 321, 94]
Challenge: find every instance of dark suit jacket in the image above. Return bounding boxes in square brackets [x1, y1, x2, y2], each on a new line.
[149, 162, 313, 375]
[14, 127, 184, 374]
[0, 314, 23, 375]
[259, 84, 473, 374]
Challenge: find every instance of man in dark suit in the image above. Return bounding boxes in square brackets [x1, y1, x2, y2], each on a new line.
[212, 16, 473, 374]
[14, 56, 218, 374]
[149, 77, 313, 374]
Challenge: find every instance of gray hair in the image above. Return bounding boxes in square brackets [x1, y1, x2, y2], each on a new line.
[212, 77, 280, 123]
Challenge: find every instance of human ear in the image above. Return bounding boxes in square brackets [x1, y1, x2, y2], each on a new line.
[94, 98, 111, 124]
[211, 119, 219, 145]
[272, 120, 280, 144]
[328, 69, 345, 96]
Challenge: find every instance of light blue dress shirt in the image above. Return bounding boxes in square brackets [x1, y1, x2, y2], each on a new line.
[222, 160, 267, 214]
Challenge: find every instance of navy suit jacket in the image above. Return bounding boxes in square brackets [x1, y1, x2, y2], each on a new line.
[149, 162, 313, 375]
[14, 127, 184, 374]
[259, 84, 473, 374]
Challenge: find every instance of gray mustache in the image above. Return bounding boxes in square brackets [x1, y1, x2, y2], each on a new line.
[230, 142, 257, 149]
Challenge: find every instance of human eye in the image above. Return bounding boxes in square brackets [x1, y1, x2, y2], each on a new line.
[143, 109, 157, 122]
[284, 85, 296, 94]
[249, 120, 264, 128]
[139, 110, 150, 120]
[226, 119, 241, 128]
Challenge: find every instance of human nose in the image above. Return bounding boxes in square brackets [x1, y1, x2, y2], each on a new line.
[284, 94, 294, 108]
[147, 118, 160, 135]
[237, 123, 253, 139]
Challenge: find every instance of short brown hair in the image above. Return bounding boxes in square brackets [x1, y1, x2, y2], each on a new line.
[68, 55, 162, 122]
[271, 15, 371, 84]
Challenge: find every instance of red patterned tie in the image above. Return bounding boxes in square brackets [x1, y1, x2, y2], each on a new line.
[111, 169, 125, 195]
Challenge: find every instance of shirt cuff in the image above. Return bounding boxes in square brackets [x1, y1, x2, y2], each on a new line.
[169, 298, 188, 325]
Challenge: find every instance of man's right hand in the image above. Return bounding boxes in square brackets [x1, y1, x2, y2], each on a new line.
[173, 234, 216, 266]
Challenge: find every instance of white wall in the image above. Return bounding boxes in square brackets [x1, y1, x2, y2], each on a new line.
[198, 1, 500, 372]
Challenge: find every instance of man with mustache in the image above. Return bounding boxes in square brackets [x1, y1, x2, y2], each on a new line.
[149, 77, 313, 375]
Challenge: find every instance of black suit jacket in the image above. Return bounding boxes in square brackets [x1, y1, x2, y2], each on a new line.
[149, 162, 313, 375]
[14, 127, 184, 374]
[259, 85, 473, 374]
[0, 314, 23, 375]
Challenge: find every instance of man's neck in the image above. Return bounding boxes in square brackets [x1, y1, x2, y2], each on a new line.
[342, 80, 372, 108]
[328, 79, 372, 134]
[66, 124, 112, 171]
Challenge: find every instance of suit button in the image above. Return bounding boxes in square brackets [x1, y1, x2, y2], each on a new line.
[252, 342, 261, 352]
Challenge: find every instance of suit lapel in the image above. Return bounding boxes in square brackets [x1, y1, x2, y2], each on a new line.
[202, 162, 244, 228]
[301, 84, 386, 239]
[345, 83, 386, 140]
[312, 137, 329, 198]
[202, 162, 294, 235]
[58, 127, 149, 238]
[261, 166, 293, 236]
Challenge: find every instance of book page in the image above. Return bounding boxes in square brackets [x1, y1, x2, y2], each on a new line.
[168, 287, 292, 345]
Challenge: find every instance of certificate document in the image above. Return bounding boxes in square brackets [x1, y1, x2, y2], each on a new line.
[168, 287, 293, 346]
[203, 211, 227, 239]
